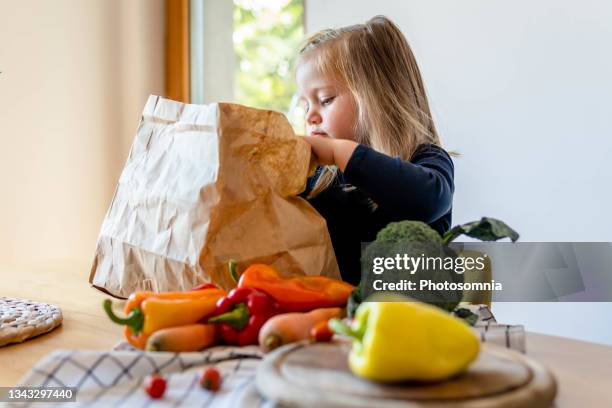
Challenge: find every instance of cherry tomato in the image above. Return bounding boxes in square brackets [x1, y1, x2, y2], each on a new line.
[199, 367, 221, 391]
[310, 320, 334, 342]
[143, 374, 166, 399]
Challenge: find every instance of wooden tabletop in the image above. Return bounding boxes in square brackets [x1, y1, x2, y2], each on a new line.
[1, 260, 611, 406]
[0, 259, 121, 386]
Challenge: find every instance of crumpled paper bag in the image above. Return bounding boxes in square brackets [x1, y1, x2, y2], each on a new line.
[89, 95, 340, 298]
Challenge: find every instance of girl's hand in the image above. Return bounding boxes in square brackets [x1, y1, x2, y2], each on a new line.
[300, 136, 358, 172]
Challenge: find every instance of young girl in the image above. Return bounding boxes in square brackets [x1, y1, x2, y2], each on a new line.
[296, 16, 454, 285]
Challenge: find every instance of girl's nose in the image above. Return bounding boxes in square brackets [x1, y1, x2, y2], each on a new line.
[306, 110, 322, 125]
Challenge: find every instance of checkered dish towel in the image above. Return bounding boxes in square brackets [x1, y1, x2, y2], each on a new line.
[11, 345, 270, 408]
[12, 305, 524, 407]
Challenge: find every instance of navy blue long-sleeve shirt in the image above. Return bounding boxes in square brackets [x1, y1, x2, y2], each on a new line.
[302, 143, 454, 285]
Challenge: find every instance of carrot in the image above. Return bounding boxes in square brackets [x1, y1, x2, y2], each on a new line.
[258, 308, 343, 352]
[146, 324, 217, 352]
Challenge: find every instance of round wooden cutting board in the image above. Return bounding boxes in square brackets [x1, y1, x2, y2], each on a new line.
[256, 340, 557, 407]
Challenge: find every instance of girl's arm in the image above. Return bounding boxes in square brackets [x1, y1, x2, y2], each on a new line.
[300, 136, 358, 172]
[301, 136, 454, 223]
[345, 144, 454, 223]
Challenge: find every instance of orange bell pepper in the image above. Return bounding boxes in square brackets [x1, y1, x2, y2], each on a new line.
[103, 288, 225, 349]
[236, 264, 353, 312]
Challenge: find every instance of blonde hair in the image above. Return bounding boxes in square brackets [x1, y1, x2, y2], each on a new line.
[298, 16, 442, 197]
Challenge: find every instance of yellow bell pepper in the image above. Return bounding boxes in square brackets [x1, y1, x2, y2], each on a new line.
[330, 301, 480, 382]
[103, 288, 226, 350]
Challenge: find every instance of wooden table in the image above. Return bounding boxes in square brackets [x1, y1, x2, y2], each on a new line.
[1, 260, 611, 406]
[0, 260, 121, 386]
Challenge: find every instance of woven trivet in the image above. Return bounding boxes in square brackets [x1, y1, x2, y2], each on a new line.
[0, 297, 63, 347]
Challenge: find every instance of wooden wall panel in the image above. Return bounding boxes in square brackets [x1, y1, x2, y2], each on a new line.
[165, 0, 190, 102]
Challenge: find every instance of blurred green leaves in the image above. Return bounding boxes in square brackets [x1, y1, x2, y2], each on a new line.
[233, 0, 304, 131]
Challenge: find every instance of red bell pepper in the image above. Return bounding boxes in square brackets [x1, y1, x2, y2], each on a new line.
[237, 264, 353, 312]
[207, 287, 280, 346]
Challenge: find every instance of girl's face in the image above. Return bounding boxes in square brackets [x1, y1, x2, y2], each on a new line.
[296, 54, 358, 140]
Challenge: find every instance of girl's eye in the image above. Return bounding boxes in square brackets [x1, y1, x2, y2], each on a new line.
[321, 97, 335, 106]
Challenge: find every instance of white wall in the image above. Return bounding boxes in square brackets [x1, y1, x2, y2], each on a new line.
[306, 0, 612, 345]
[0, 0, 164, 265]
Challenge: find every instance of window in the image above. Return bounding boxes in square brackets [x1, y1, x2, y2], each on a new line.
[233, 0, 305, 132]
[190, 0, 305, 132]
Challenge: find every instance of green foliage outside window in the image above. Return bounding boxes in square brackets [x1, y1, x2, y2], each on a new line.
[233, 0, 305, 132]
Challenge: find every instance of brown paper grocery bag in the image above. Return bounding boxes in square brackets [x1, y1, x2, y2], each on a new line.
[89, 95, 340, 298]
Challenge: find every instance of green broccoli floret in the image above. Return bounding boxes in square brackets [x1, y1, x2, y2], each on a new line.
[355, 218, 519, 315]
[375, 220, 443, 244]
[360, 220, 461, 312]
